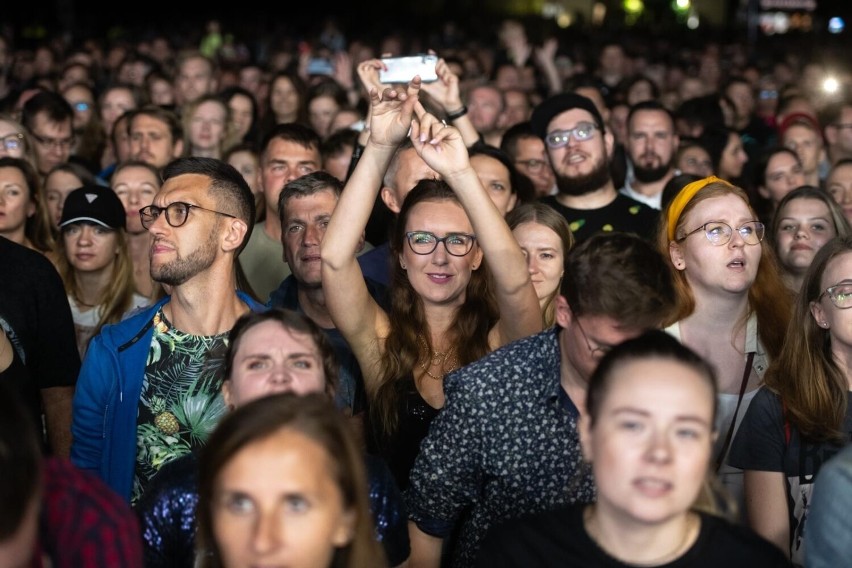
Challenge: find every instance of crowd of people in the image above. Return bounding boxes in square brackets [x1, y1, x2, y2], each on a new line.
[2, 13, 852, 568]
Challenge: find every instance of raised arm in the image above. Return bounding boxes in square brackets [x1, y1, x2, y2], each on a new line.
[321, 79, 422, 395]
[420, 56, 480, 148]
[409, 108, 542, 347]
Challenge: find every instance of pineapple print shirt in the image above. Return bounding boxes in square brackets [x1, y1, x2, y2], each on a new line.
[132, 308, 229, 506]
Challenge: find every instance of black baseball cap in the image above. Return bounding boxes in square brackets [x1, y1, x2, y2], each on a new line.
[530, 92, 606, 140]
[59, 184, 126, 230]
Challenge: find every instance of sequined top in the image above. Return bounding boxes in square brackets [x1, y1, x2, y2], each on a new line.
[137, 451, 410, 567]
[367, 374, 441, 491]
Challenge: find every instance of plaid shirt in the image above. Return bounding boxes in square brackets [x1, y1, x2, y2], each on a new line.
[36, 458, 143, 568]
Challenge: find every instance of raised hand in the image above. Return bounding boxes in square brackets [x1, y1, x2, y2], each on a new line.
[410, 103, 470, 180]
[367, 77, 422, 148]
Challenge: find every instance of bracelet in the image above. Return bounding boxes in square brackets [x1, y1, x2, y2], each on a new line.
[446, 105, 468, 122]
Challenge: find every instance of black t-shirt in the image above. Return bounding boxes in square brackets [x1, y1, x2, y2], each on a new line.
[539, 193, 660, 244]
[477, 504, 792, 568]
[0, 238, 80, 450]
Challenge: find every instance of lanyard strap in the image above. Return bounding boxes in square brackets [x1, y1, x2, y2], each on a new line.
[715, 351, 756, 473]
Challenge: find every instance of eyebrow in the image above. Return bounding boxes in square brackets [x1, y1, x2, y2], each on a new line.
[610, 407, 711, 426]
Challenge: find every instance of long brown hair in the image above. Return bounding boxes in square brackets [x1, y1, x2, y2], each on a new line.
[0, 157, 55, 253]
[372, 179, 499, 435]
[196, 392, 386, 568]
[56, 225, 136, 344]
[658, 180, 792, 360]
[764, 236, 852, 443]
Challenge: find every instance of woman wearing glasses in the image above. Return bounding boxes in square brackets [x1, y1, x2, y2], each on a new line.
[321, 78, 541, 489]
[657, 176, 792, 521]
[728, 236, 852, 566]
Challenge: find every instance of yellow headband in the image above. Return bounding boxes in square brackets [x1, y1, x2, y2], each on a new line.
[666, 176, 734, 242]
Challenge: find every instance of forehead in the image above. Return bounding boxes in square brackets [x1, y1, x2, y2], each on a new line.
[131, 114, 169, 132]
[829, 164, 852, 182]
[822, 251, 852, 285]
[681, 146, 710, 159]
[181, 57, 211, 74]
[548, 108, 597, 131]
[237, 319, 319, 354]
[779, 197, 830, 218]
[114, 165, 160, 185]
[0, 120, 22, 136]
[32, 111, 71, 130]
[629, 109, 673, 130]
[156, 173, 211, 203]
[0, 166, 28, 185]
[406, 199, 471, 231]
[599, 358, 714, 412]
[194, 100, 226, 116]
[470, 153, 509, 174]
[783, 124, 818, 141]
[45, 170, 82, 188]
[768, 151, 798, 168]
[684, 193, 752, 223]
[283, 189, 338, 219]
[265, 138, 319, 161]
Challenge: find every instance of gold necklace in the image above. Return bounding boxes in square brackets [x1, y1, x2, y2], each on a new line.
[418, 335, 459, 381]
[584, 506, 698, 566]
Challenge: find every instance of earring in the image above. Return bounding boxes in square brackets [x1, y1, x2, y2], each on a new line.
[401, 262, 406, 269]
[821, 321, 829, 328]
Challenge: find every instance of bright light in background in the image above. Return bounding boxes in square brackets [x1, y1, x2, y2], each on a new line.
[687, 13, 700, 29]
[592, 2, 607, 25]
[557, 12, 574, 28]
[823, 77, 840, 95]
[624, 0, 644, 15]
[675, 0, 690, 11]
[828, 17, 845, 34]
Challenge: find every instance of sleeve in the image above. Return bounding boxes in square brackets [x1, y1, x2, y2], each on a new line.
[405, 377, 485, 538]
[70, 333, 113, 475]
[34, 261, 80, 389]
[804, 449, 852, 568]
[727, 388, 787, 472]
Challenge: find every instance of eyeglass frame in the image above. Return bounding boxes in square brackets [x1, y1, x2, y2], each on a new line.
[675, 221, 765, 246]
[28, 130, 76, 150]
[404, 231, 477, 257]
[818, 281, 852, 310]
[572, 312, 611, 358]
[0, 133, 24, 151]
[515, 158, 549, 173]
[139, 201, 237, 230]
[544, 122, 599, 149]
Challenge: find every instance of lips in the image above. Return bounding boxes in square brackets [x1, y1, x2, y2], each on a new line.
[790, 244, 813, 252]
[151, 239, 175, 255]
[727, 257, 746, 269]
[75, 253, 95, 261]
[300, 254, 321, 263]
[427, 273, 452, 283]
[633, 477, 673, 497]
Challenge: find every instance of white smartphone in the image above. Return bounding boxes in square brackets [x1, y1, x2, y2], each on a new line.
[379, 55, 439, 84]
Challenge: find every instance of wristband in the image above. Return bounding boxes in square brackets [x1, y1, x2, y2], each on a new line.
[446, 105, 468, 122]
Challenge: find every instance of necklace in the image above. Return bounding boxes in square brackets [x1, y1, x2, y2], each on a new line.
[584, 506, 698, 567]
[418, 335, 459, 381]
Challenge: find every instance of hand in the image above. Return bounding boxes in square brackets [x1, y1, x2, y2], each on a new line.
[333, 50, 354, 90]
[410, 103, 470, 179]
[356, 58, 384, 97]
[534, 38, 558, 67]
[367, 77, 421, 148]
[421, 56, 463, 113]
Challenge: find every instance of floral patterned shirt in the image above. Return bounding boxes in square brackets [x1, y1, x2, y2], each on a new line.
[405, 327, 595, 567]
[132, 309, 228, 505]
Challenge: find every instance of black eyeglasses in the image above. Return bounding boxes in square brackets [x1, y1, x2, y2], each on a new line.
[677, 221, 765, 246]
[139, 202, 236, 230]
[28, 131, 75, 150]
[515, 159, 548, 173]
[573, 314, 611, 358]
[405, 231, 477, 256]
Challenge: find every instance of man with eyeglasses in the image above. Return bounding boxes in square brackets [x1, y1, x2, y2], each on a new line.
[407, 232, 675, 567]
[531, 93, 659, 244]
[71, 157, 266, 505]
[20, 90, 75, 177]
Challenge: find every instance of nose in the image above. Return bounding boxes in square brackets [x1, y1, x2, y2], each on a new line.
[78, 225, 94, 244]
[303, 223, 322, 247]
[527, 255, 540, 275]
[252, 509, 282, 555]
[645, 429, 673, 464]
[728, 228, 746, 248]
[431, 241, 450, 264]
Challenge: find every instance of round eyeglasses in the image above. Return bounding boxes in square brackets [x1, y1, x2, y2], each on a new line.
[0, 133, 24, 152]
[676, 221, 765, 246]
[573, 313, 611, 358]
[544, 122, 598, 149]
[819, 282, 852, 310]
[140, 202, 236, 230]
[405, 231, 476, 256]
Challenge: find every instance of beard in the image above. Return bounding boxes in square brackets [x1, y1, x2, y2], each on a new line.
[633, 155, 674, 183]
[150, 230, 218, 286]
[555, 155, 612, 197]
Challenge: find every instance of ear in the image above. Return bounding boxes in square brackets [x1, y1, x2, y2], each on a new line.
[757, 185, 770, 200]
[824, 126, 838, 147]
[380, 186, 401, 214]
[172, 138, 185, 159]
[331, 508, 356, 547]
[26, 200, 36, 218]
[221, 380, 234, 410]
[603, 130, 615, 158]
[578, 413, 594, 463]
[505, 192, 518, 214]
[669, 241, 686, 272]
[555, 294, 572, 328]
[810, 300, 828, 330]
[222, 217, 249, 253]
[471, 245, 484, 270]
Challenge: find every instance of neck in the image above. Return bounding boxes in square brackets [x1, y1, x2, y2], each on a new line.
[263, 216, 281, 241]
[782, 271, 804, 296]
[126, 231, 150, 255]
[688, 290, 750, 325]
[297, 285, 334, 329]
[192, 146, 221, 159]
[163, 266, 247, 335]
[558, 327, 588, 416]
[422, 303, 458, 345]
[74, 266, 114, 306]
[585, 504, 699, 566]
[630, 172, 672, 197]
[1, 227, 26, 246]
[555, 182, 617, 210]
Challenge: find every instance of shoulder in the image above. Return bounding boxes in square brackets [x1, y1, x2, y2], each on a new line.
[445, 328, 559, 394]
[98, 300, 166, 347]
[695, 513, 793, 566]
[42, 457, 138, 526]
[611, 193, 658, 217]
